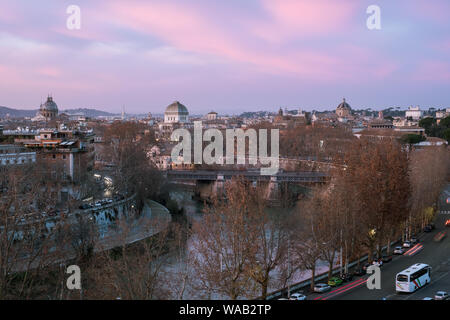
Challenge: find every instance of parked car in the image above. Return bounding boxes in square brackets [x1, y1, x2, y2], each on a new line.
[328, 277, 343, 287]
[353, 267, 365, 276]
[339, 273, 353, 282]
[290, 293, 307, 300]
[381, 255, 392, 263]
[410, 237, 418, 244]
[402, 241, 411, 248]
[372, 260, 383, 267]
[423, 297, 434, 300]
[313, 283, 331, 293]
[445, 219, 450, 227]
[47, 211, 57, 217]
[434, 291, 449, 300]
[362, 262, 371, 271]
[393, 246, 404, 255]
[424, 225, 433, 232]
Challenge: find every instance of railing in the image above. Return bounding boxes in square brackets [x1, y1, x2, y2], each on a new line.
[167, 170, 328, 182]
[263, 238, 403, 300]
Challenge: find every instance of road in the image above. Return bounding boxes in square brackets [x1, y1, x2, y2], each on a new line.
[307, 184, 450, 301]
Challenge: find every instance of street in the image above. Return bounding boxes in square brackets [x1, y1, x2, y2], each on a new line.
[307, 184, 450, 300]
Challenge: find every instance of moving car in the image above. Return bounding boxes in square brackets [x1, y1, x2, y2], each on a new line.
[328, 277, 343, 287]
[434, 291, 448, 300]
[313, 283, 331, 293]
[290, 293, 307, 300]
[393, 246, 404, 255]
[445, 219, 450, 227]
[423, 297, 433, 300]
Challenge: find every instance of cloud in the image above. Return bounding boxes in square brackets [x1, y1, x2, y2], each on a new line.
[252, 0, 360, 42]
[412, 61, 450, 82]
[101, 0, 388, 81]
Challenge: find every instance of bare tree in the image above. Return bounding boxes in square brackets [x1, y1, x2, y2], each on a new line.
[191, 178, 257, 299]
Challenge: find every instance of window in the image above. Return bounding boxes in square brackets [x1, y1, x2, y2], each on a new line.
[397, 274, 408, 282]
[52, 154, 56, 159]
[410, 269, 428, 281]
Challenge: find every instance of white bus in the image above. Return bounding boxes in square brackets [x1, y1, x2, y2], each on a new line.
[396, 263, 431, 293]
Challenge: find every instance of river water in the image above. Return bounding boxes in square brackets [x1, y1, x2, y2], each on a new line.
[156, 188, 332, 299]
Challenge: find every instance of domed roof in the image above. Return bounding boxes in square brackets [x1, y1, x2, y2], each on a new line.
[337, 98, 351, 110]
[165, 101, 189, 115]
[40, 96, 58, 112]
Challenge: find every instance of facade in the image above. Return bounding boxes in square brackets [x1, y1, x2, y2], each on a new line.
[206, 111, 218, 121]
[405, 106, 422, 120]
[368, 119, 394, 129]
[436, 109, 450, 119]
[0, 145, 36, 166]
[11, 129, 94, 183]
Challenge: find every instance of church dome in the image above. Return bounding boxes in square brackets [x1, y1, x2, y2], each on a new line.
[165, 101, 189, 115]
[40, 96, 58, 112]
[337, 98, 351, 111]
[164, 101, 189, 124]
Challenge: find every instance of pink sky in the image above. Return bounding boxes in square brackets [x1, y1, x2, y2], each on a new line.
[0, 0, 449, 114]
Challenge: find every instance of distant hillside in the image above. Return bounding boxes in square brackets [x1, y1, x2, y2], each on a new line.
[0, 106, 117, 118]
[239, 111, 273, 118]
[61, 108, 117, 117]
[0, 106, 36, 118]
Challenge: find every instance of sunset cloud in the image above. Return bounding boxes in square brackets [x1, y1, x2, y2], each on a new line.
[0, 1, 449, 112]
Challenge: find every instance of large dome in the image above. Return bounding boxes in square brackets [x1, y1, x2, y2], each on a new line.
[40, 96, 58, 112]
[165, 101, 189, 115]
[337, 98, 351, 111]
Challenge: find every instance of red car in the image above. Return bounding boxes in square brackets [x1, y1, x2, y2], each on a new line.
[445, 219, 450, 227]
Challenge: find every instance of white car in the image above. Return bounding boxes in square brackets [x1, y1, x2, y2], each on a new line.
[434, 291, 449, 300]
[423, 297, 433, 300]
[314, 283, 331, 293]
[393, 246, 404, 255]
[290, 293, 307, 300]
[402, 241, 411, 248]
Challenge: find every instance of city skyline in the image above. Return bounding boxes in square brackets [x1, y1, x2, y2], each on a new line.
[1, 0, 450, 113]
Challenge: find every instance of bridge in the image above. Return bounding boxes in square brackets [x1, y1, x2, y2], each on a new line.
[167, 169, 328, 202]
[167, 170, 328, 183]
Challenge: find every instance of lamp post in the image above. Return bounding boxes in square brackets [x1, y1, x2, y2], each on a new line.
[287, 236, 291, 299]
